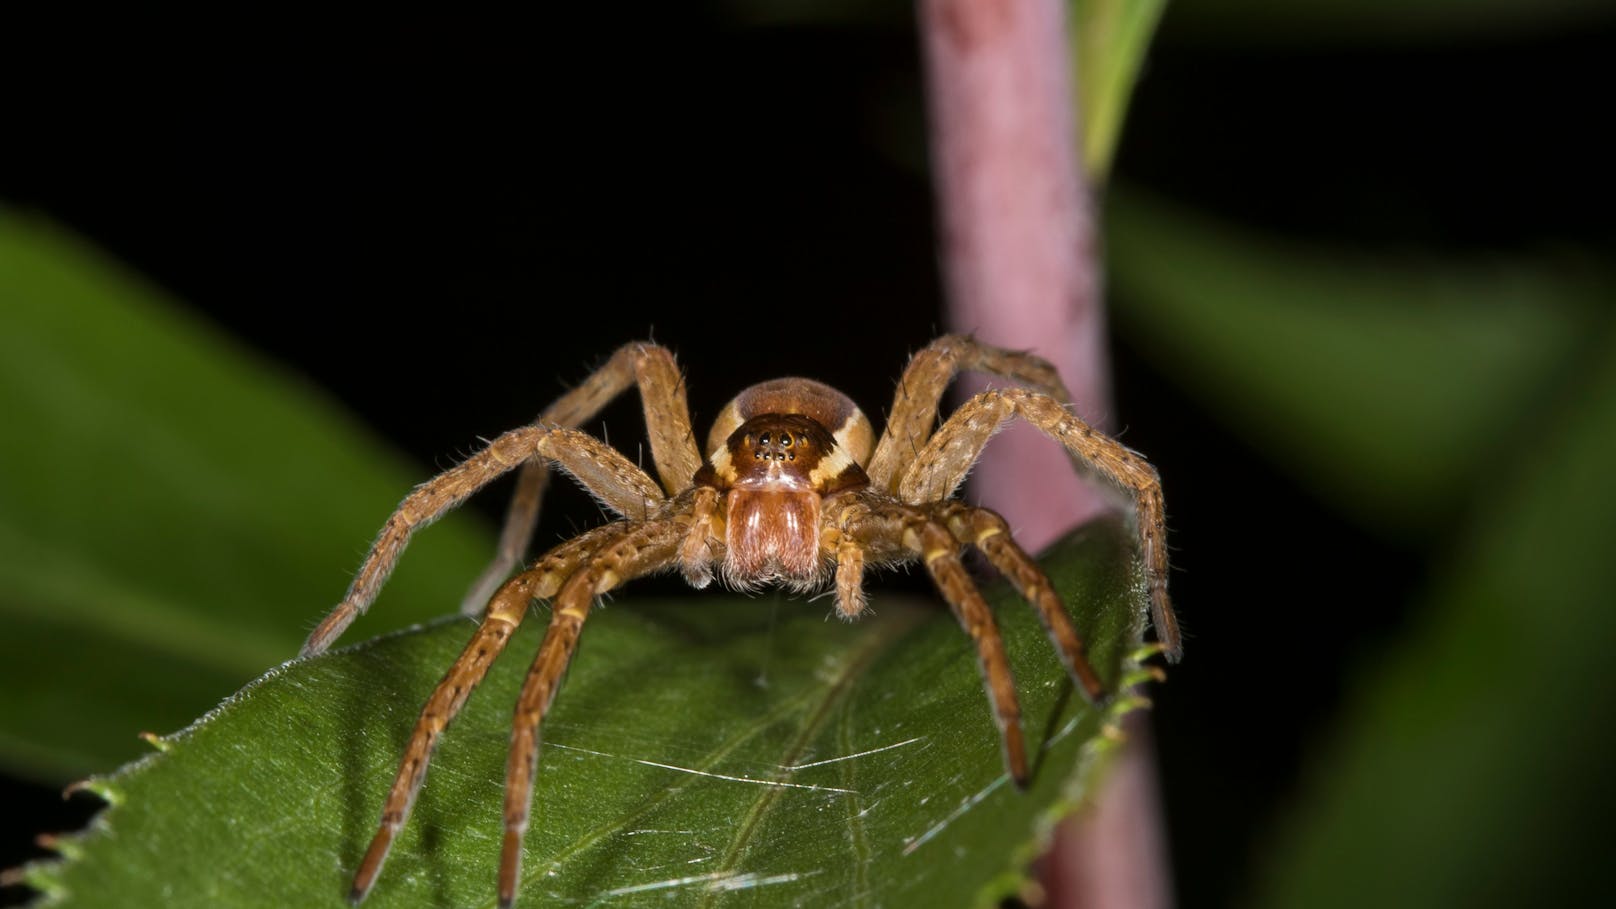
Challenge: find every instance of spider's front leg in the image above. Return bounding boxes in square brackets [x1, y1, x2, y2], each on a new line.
[866, 334, 1075, 491]
[462, 342, 703, 615]
[301, 426, 664, 656]
[347, 525, 616, 903]
[900, 387, 1179, 661]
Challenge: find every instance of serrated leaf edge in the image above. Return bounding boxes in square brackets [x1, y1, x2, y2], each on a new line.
[970, 646, 1163, 909]
[6, 617, 464, 906]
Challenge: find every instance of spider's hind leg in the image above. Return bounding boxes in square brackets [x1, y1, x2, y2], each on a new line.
[349, 527, 610, 904]
[913, 518, 1029, 784]
[461, 466, 553, 615]
[945, 505, 1106, 702]
[498, 517, 687, 907]
[843, 502, 1029, 784]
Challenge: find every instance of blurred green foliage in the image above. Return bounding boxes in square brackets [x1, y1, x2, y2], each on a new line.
[1252, 299, 1616, 907]
[1107, 190, 1609, 536]
[1090, 2, 1616, 901]
[0, 210, 493, 779]
[1106, 190, 1616, 906]
[1070, 0, 1169, 179]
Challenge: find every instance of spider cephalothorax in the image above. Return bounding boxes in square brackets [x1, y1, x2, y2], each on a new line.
[301, 337, 1176, 908]
[694, 378, 871, 590]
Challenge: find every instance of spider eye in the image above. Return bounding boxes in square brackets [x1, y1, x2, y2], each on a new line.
[759, 432, 771, 445]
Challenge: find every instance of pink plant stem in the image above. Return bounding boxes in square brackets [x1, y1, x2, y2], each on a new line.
[920, 0, 1111, 545]
[917, 1, 1171, 906]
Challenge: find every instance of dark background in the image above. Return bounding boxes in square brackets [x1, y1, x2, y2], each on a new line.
[3, 6, 1611, 907]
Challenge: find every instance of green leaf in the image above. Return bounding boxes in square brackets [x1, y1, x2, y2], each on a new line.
[1256, 309, 1616, 906]
[1105, 188, 1608, 535]
[18, 520, 1156, 909]
[0, 209, 492, 779]
[1069, 0, 1168, 181]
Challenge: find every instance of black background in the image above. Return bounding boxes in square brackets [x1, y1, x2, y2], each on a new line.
[3, 7, 1610, 906]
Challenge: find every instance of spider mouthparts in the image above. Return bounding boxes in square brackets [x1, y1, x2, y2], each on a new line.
[723, 487, 822, 584]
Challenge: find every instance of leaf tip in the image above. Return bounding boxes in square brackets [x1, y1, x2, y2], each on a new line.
[1126, 642, 1169, 665]
[137, 731, 172, 753]
[2, 856, 69, 905]
[62, 777, 120, 807]
[34, 834, 84, 864]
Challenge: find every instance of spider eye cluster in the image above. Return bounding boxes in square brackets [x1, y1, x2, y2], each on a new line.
[693, 410, 868, 497]
[746, 430, 812, 462]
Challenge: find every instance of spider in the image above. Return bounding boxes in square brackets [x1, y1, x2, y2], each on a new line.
[301, 336, 1177, 908]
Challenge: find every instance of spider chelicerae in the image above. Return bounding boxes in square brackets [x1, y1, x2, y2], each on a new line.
[301, 335, 1178, 907]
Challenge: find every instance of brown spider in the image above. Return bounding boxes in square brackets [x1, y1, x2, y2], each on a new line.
[301, 336, 1177, 908]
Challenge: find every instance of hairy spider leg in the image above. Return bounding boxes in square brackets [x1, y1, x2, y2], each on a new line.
[946, 505, 1106, 701]
[832, 528, 868, 619]
[302, 427, 664, 656]
[866, 334, 1075, 490]
[347, 526, 616, 904]
[464, 343, 703, 615]
[910, 517, 1029, 785]
[498, 518, 688, 909]
[675, 485, 722, 588]
[899, 388, 1178, 661]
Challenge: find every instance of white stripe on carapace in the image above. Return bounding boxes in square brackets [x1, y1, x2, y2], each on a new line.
[706, 442, 737, 485]
[808, 445, 857, 491]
